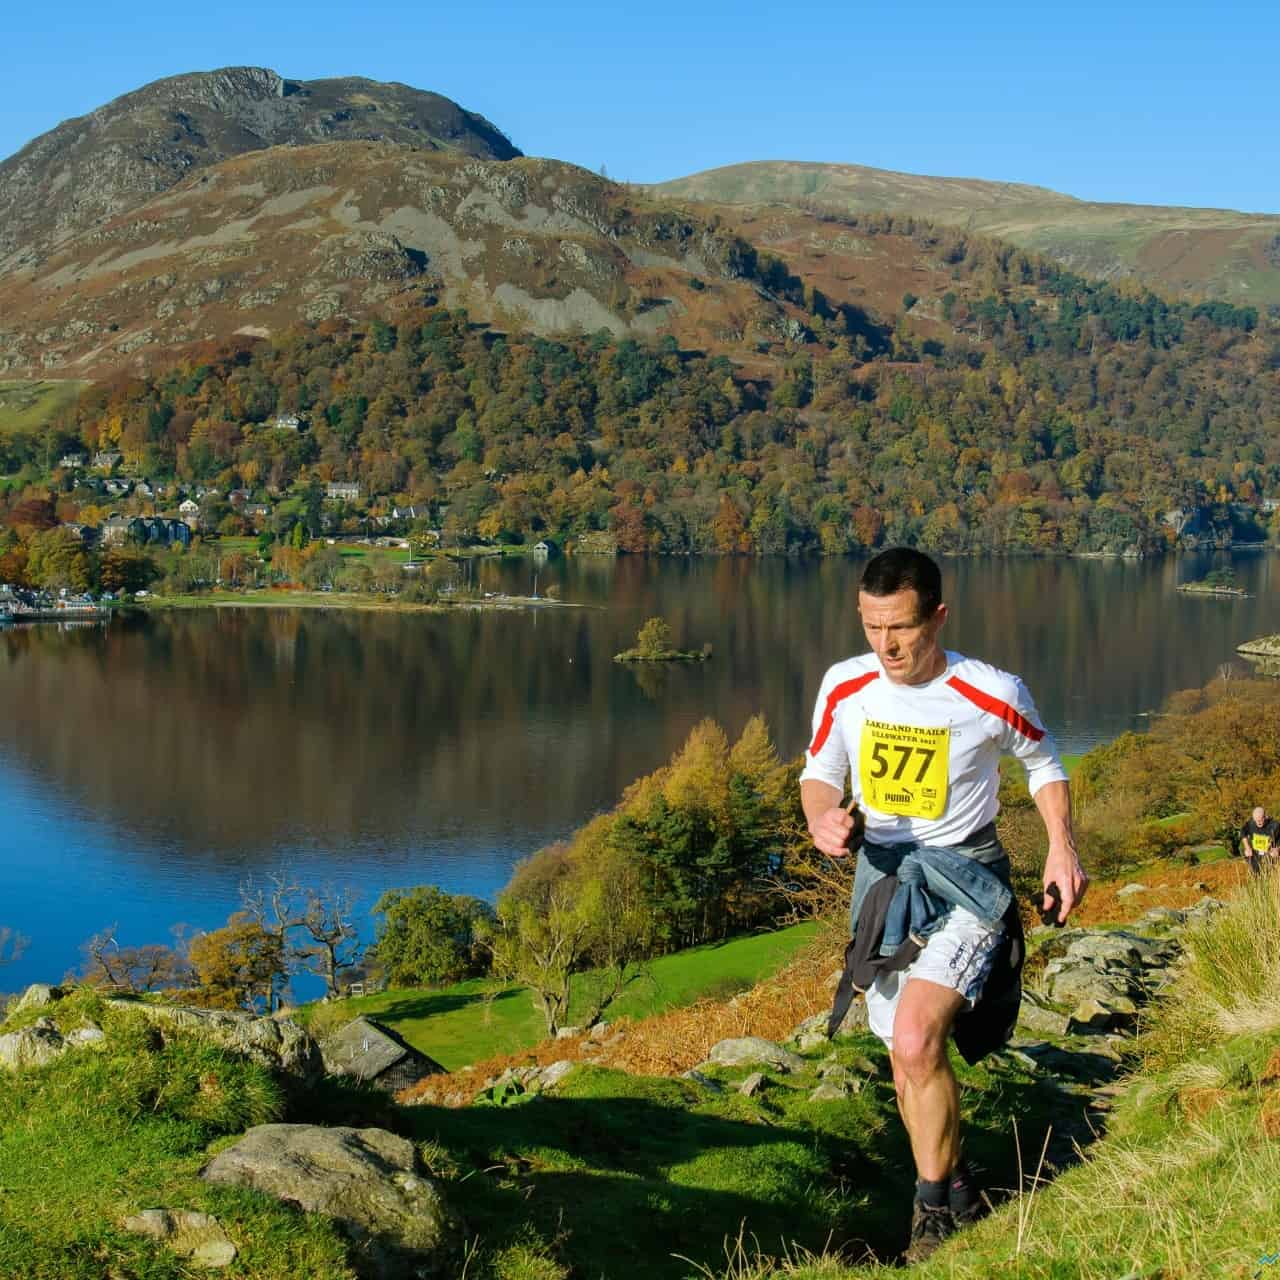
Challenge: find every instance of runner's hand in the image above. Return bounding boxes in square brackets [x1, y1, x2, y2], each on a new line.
[810, 806, 857, 859]
[1043, 843, 1088, 923]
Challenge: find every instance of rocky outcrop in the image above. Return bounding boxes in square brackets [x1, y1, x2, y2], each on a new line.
[106, 999, 323, 1082]
[121, 1209, 237, 1268]
[201, 1124, 458, 1278]
[0, 1016, 66, 1070]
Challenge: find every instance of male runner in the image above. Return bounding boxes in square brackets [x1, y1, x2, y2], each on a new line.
[1239, 806, 1279, 876]
[799, 547, 1087, 1260]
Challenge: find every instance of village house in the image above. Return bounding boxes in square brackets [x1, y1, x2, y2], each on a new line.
[318, 1017, 445, 1094]
[101, 514, 133, 547]
[1262, 497, 1280, 515]
[326, 481, 360, 502]
[129, 517, 191, 548]
[91, 451, 122, 471]
[270, 413, 305, 432]
[391, 504, 430, 521]
[58, 453, 87, 470]
[104, 478, 132, 498]
[228, 489, 250, 506]
[178, 498, 201, 530]
[243, 502, 271, 524]
[60, 523, 98, 546]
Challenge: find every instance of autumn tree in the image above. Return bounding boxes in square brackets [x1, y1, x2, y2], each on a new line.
[635, 615, 674, 658]
[188, 912, 287, 1012]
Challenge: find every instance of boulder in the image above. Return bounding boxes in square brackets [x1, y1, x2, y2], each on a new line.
[1046, 965, 1135, 1007]
[808, 1081, 850, 1102]
[108, 1000, 322, 1082]
[681, 1069, 725, 1094]
[14, 983, 62, 1011]
[706, 1037, 805, 1074]
[553, 1026, 583, 1040]
[121, 1209, 236, 1268]
[1062, 934, 1145, 971]
[1116, 883, 1147, 897]
[1018, 1001, 1070, 1039]
[1068, 999, 1115, 1033]
[201, 1125, 457, 1279]
[67, 1021, 106, 1047]
[537, 1060, 575, 1090]
[0, 1017, 66, 1070]
[739, 1071, 766, 1097]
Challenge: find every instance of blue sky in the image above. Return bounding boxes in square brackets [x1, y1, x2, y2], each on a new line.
[3, 0, 1277, 212]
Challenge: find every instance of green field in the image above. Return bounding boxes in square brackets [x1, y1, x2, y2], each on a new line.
[0, 379, 88, 434]
[305, 923, 818, 1070]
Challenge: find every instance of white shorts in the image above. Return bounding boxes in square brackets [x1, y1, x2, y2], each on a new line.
[865, 906, 1004, 1050]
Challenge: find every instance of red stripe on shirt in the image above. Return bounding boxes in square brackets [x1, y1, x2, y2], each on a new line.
[808, 671, 880, 756]
[946, 674, 1044, 742]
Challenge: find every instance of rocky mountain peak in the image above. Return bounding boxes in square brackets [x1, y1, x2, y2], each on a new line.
[0, 67, 521, 269]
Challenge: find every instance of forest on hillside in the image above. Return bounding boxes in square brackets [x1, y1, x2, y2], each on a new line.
[6, 217, 1279, 559]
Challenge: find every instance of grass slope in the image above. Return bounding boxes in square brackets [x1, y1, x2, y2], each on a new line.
[652, 160, 1280, 304]
[0, 379, 87, 435]
[306, 923, 818, 1071]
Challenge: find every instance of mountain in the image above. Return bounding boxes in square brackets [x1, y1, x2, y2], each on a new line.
[651, 161, 1280, 306]
[0, 67, 520, 272]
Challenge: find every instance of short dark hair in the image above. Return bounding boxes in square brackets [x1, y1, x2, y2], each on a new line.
[860, 547, 942, 617]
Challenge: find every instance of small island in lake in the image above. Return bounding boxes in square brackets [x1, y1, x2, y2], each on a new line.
[1176, 568, 1249, 598]
[613, 615, 711, 663]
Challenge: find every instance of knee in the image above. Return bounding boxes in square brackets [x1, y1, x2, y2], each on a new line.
[893, 1016, 947, 1082]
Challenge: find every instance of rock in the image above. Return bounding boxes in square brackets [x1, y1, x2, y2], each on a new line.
[816, 1063, 856, 1089]
[1116, 883, 1147, 897]
[107, 1000, 322, 1082]
[0, 1019, 65, 1070]
[739, 1071, 766, 1097]
[706, 1037, 805, 1074]
[1138, 907, 1187, 929]
[1018, 1001, 1070, 1038]
[586, 1021, 610, 1040]
[1068, 999, 1115, 1033]
[795, 1030, 828, 1052]
[67, 1021, 106, 1047]
[537, 1060, 574, 1090]
[808, 1081, 850, 1102]
[15, 983, 62, 1011]
[121, 1209, 237, 1268]
[202, 1125, 457, 1279]
[1047, 965, 1135, 1007]
[681, 1069, 725, 1094]
[553, 1026, 583, 1040]
[1063, 934, 1145, 971]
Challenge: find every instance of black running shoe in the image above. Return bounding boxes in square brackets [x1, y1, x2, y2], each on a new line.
[904, 1200, 955, 1263]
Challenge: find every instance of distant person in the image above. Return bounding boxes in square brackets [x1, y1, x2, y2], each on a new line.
[1239, 806, 1279, 876]
[800, 547, 1087, 1262]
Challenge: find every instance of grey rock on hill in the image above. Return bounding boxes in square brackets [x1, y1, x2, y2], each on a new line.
[0, 66, 520, 269]
[202, 1124, 457, 1278]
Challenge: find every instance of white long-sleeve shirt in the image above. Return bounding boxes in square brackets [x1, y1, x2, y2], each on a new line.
[799, 649, 1067, 846]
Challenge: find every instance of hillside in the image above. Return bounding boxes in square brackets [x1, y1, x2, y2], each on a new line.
[652, 160, 1280, 306]
[0, 66, 519, 274]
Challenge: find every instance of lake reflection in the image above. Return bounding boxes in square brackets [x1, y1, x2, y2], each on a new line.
[3, 551, 1278, 988]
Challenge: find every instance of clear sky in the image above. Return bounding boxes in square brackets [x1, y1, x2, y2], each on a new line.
[3, 0, 1277, 213]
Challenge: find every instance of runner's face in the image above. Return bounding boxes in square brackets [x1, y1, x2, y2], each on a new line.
[858, 589, 947, 686]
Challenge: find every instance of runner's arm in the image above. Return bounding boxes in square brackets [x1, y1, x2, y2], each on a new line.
[1034, 779, 1087, 922]
[801, 779, 856, 858]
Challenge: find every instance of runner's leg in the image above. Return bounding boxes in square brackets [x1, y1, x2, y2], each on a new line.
[890, 977, 966, 1181]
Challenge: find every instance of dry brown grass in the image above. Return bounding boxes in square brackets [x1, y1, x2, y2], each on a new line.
[397, 927, 846, 1108]
[1260, 1089, 1280, 1139]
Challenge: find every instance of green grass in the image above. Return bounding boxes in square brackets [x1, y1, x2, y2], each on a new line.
[307, 924, 818, 1070]
[405, 1034, 1080, 1280]
[0, 992, 354, 1279]
[0, 379, 88, 435]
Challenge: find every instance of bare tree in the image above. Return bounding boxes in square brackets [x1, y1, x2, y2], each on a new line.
[296, 887, 365, 999]
[78, 924, 192, 993]
[241, 872, 364, 1005]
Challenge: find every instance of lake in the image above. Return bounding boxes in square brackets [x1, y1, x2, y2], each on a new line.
[3, 550, 1279, 992]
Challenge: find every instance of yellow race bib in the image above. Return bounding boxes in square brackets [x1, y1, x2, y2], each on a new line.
[1252, 833, 1271, 854]
[859, 719, 950, 819]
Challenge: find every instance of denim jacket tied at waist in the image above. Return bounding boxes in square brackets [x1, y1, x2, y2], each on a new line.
[848, 821, 1012, 956]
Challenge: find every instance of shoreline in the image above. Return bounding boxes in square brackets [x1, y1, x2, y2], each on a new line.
[140, 590, 585, 614]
